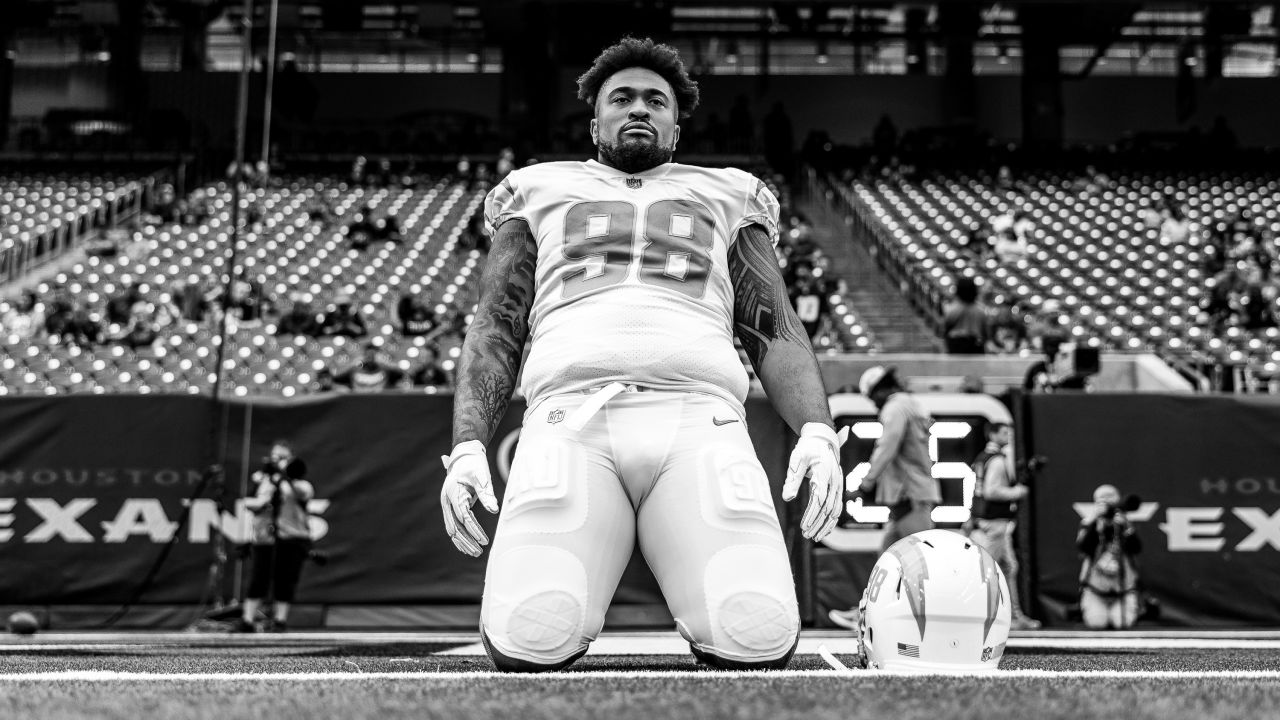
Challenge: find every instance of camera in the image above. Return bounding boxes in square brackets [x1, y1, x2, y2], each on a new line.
[1099, 493, 1143, 522]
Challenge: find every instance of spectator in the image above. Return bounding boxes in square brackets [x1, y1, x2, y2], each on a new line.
[993, 228, 1028, 263]
[398, 294, 437, 337]
[1077, 484, 1143, 629]
[227, 280, 270, 328]
[425, 307, 466, 346]
[106, 283, 143, 325]
[1240, 285, 1277, 330]
[828, 365, 938, 630]
[790, 274, 830, 343]
[320, 294, 368, 339]
[43, 289, 75, 339]
[1027, 300, 1068, 353]
[374, 214, 403, 243]
[2, 290, 45, 340]
[122, 313, 160, 351]
[968, 423, 1040, 630]
[347, 204, 377, 251]
[960, 223, 992, 259]
[1158, 196, 1191, 246]
[152, 292, 183, 330]
[334, 342, 404, 392]
[459, 211, 486, 252]
[987, 297, 1028, 354]
[410, 346, 451, 389]
[1024, 334, 1065, 393]
[173, 279, 210, 323]
[277, 296, 320, 337]
[942, 277, 988, 354]
[992, 208, 1033, 244]
[313, 367, 348, 394]
[66, 305, 102, 347]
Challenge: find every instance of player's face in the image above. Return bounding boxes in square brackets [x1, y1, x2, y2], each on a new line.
[591, 67, 681, 173]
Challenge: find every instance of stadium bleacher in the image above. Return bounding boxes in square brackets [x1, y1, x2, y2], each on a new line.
[0, 175, 148, 284]
[0, 175, 485, 396]
[833, 169, 1280, 380]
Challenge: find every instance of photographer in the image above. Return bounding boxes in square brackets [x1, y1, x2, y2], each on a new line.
[235, 440, 314, 633]
[1077, 484, 1143, 629]
[968, 424, 1041, 630]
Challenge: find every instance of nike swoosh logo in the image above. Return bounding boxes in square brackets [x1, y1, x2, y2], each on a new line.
[712, 417, 739, 426]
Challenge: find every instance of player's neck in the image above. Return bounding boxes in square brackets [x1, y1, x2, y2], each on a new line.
[593, 155, 670, 175]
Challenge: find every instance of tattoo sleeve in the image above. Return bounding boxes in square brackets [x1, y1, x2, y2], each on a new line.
[729, 223, 835, 432]
[452, 219, 537, 447]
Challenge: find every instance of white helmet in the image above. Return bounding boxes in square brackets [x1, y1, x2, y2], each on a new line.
[856, 529, 1011, 672]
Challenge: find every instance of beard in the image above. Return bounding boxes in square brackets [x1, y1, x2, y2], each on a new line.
[597, 135, 674, 174]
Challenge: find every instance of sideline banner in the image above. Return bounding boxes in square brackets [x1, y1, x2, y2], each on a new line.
[1028, 394, 1280, 626]
[0, 395, 788, 612]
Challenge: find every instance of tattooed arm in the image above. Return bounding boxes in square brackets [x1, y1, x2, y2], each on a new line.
[729, 223, 834, 433]
[732, 223, 845, 540]
[452, 219, 537, 447]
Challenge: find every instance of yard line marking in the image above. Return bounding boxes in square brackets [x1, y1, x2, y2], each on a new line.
[3, 670, 1280, 682]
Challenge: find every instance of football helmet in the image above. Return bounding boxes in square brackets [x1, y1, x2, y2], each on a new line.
[856, 529, 1011, 672]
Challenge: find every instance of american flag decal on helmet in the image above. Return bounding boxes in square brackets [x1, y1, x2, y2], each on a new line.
[897, 642, 920, 658]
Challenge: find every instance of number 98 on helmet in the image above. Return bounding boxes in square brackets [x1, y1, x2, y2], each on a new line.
[856, 529, 1011, 672]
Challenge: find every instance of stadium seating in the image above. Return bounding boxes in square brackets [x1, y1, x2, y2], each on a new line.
[0, 169, 883, 396]
[833, 170, 1280, 377]
[0, 175, 147, 283]
[0, 176, 485, 396]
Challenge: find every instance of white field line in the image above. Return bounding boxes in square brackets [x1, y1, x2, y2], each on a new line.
[3, 669, 1280, 682]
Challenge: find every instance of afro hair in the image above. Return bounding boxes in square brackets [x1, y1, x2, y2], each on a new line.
[576, 37, 700, 119]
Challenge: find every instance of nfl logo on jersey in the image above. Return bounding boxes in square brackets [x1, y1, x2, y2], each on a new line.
[626, 177, 643, 189]
[547, 408, 565, 424]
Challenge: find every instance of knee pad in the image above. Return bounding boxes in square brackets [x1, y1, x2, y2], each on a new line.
[481, 545, 589, 666]
[483, 631, 588, 673]
[690, 635, 799, 671]
[681, 545, 800, 664]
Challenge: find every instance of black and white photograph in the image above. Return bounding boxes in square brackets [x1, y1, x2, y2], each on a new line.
[1, 1, 1278, 717]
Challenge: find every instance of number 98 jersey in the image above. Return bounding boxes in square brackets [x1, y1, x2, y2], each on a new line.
[484, 160, 780, 415]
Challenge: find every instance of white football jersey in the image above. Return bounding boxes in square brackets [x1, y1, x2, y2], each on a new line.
[484, 159, 780, 413]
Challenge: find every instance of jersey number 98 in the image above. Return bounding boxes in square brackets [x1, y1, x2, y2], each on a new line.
[562, 200, 716, 299]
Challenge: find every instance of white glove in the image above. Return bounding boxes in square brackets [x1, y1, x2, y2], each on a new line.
[439, 440, 499, 557]
[782, 423, 849, 542]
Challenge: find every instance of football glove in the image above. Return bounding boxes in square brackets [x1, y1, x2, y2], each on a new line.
[782, 423, 850, 542]
[439, 440, 499, 557]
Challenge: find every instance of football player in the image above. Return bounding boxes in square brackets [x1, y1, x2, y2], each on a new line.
[440, 37, 844, 672]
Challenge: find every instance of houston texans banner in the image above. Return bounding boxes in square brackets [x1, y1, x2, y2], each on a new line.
[1028, 393, 1280, 626]
[0, 395, 789, 618]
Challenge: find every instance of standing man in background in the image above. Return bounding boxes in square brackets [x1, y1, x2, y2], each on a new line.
[828, 365, 936, 629]
[968, 423, 1041, 630]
